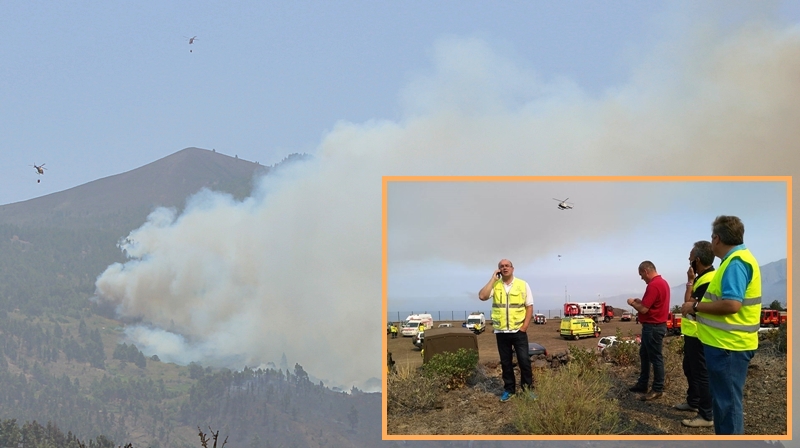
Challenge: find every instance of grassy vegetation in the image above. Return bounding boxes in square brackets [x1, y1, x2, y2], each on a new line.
[420, 348, 479, 390]
[387, 362, 446, 414]
[512, 361, 630, 435]
[601, 328, 640, 367]
[661, 334, 684, 388]
[387, 348, 480, 416]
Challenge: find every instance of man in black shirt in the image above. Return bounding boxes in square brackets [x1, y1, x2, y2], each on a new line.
[677, 240, 715, 427]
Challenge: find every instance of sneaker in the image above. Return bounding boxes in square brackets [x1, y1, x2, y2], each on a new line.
[674, 402, 699, 412]
[500, 391, 515, 402]
[628, 384, 648, 393]
[640, 391, 663, 401]
[682, 416, 714, 428]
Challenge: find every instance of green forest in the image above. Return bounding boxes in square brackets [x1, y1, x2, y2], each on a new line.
[0, 222, 380, 448]
[0, 309, 379, 447]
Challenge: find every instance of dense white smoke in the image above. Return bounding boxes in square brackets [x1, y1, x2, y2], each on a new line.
[95, 20, 799, 391]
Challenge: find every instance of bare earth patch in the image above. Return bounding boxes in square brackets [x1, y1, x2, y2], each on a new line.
[387, 339, 787, 436]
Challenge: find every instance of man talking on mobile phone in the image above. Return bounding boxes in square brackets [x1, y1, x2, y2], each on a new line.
[478, 259, 534, 402]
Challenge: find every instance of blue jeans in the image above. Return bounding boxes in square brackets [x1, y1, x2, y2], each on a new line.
[636, 323, 666, 392]
[703, 344, 755, 434]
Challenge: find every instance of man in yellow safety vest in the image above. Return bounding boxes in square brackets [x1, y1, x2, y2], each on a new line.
[682, 215, 761, 435]
[676, 240, 715, 428]
[478, 259, 533, 403]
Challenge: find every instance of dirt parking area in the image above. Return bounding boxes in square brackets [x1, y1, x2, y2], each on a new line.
[387, 319, 788, 436]
[388, 318, 642, 369]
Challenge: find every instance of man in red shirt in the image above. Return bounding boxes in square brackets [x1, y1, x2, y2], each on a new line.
[626, 260, 670, 401]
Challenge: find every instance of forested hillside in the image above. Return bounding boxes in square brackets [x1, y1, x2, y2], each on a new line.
[0, 224, 126, 316]
[0, 311, 380, 447]
[0, 149, 387, 448]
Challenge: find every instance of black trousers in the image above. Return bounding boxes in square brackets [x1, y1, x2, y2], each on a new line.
[496, 331, 532, 394]
[683, 335, 713, 421]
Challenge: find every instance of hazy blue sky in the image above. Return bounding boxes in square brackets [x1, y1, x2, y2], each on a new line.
[387, 179, 788, 315]
[3, 1, 799, 206]
[3, 1, 798, 437]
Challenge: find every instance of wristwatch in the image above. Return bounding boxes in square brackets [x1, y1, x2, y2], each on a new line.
[692, 300, 699, 313]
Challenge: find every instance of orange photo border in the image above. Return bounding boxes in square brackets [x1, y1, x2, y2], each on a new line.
[381, 175, 792, 441]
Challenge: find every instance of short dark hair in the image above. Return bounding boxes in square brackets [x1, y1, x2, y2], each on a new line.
[692, 241, 715, 266]
[638, 260, 656, 272]
[712, 215, 744, 246]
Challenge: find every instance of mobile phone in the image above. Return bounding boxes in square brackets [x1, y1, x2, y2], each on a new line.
[691, 259, 698, 272]
[496, 272, 501, 278]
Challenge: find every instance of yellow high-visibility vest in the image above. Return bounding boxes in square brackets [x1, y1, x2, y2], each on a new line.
[681, 269, 715, 338]
[491, 278, 529, 331]
[696, 248, 761, 351]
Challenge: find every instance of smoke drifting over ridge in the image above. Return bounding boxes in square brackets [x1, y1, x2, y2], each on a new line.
[95, 21, 799, 391]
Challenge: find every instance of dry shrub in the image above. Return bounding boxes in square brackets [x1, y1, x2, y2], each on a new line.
[602, 328, 640, 367]
[421, 348, 479, 390]
[512, 362, 629, 434]
[603, 343, 638, 367]
[566, 344, 599, 372]
[662, 335, 684, 387]
[386, 363, 446, 415]
[758, 323, 787, 355]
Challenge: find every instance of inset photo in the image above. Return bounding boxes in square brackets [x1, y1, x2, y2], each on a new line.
[382, 176, 790, 441]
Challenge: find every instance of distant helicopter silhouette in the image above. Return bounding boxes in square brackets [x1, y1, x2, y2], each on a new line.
[553, 197, 574, 210]
[184, 35, 197, 52]
[31, 163, 46, 183]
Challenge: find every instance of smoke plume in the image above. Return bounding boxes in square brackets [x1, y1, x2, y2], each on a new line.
[95, 20, 799, 391]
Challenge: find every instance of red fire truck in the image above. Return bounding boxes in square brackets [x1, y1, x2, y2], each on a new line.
[760, 309, 787, 328]
[666, 312, 682, 336]
[563, 302, 616, 323]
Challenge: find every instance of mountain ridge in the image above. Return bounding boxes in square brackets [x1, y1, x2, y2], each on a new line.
[0, 147, 273, 231]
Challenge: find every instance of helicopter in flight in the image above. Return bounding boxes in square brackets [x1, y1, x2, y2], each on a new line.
[553, 198, 574, 210]
[31, 163, 47, 182]
[184, 35, 197, 52]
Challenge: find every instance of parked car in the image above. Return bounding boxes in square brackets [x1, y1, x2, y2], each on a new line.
[533, 313, 547, 324]
[621, 311, 633, 321]
[596, 336, 619, 352]
[438, 323, 452, 328]
[413, 331, 424, 349]
[597, 335, 640, 353]
[528, 342, 547, 357]
[512, 342, 548, 365]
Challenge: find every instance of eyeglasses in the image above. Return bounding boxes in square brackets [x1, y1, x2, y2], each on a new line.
[499, 264, 512, 268]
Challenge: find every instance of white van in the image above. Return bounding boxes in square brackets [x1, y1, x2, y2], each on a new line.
[401, 313, 434, 336]
[465, 312, 486, 331]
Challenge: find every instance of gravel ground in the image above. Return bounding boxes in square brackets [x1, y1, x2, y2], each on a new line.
[387, 329, 787, 436]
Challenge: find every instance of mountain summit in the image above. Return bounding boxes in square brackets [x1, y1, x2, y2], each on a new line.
[0, 147, 295, 232]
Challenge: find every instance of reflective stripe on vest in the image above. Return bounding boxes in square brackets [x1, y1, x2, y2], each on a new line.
[681, 269, 715, 337]
[696, 248, 761, 351]
[491, 279, 528, 331]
